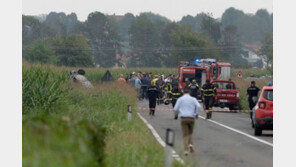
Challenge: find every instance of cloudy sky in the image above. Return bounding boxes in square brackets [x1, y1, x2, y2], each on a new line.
[22, 0, 273, 21]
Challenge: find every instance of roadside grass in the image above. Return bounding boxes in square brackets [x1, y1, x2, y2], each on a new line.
[232, 77, 273, 110]
[23, 64, 184, 167]
[231, 68, 272, 78]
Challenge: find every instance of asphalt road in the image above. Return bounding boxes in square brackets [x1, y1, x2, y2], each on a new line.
[137, 100, 273, 167]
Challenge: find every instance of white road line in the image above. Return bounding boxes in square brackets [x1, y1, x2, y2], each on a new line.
[137, 113, 185, 164]
[199, 116, 273, 147]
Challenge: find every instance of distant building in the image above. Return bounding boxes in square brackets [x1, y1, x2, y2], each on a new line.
[241, 44, 267, 69]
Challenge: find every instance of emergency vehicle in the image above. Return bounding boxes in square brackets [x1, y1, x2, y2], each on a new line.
[212, 80, 239, 110]
[178, 59, 231, 89]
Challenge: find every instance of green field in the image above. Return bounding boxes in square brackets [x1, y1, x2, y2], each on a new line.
[22, 64, 185, 167]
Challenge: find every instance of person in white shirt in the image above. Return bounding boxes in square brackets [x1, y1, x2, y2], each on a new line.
[174, 87, 202, 155]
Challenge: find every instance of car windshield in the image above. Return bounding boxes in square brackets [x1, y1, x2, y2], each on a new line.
[263, 90, 273, 101]
[213, 82, 235, 89]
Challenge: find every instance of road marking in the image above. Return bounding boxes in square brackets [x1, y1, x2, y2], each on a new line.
[137, 113, 185, 164]
[199, 116, 273, 147]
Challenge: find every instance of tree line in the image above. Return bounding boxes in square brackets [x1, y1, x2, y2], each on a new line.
[22, 7, 273, 68]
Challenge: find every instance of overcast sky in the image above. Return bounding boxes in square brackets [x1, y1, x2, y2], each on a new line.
[22, 0, 273, 21]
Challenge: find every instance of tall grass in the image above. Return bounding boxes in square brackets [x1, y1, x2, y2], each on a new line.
[22, 67, 69, 112]
[23, 64, 181, 167]
[233, 77, 273, 110]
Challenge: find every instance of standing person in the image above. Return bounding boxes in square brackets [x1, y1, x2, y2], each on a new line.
[117, 74, 126, 83]
[125, 73, 130, 82]
[174, 88, 202, 155]
[185, 78, 191, 88]
[140, 74, 149, 99]
[134, 75, 142, 99]
[129, 74, 136, 86]
[247, 81, 260, 122]
[147, 81, 159, 116]
[201, 79, 216, 119]
[171, 84, 182, 107]
[146, 73, 152, 87]
[188, 79, 199, 99]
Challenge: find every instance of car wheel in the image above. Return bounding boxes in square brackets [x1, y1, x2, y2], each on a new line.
[254, 126, 262, 136]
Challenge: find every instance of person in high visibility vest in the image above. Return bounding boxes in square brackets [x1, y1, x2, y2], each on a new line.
[171, 85, 182, 107]
[188, 79, 199, 99]
[201, 79, 216, 119]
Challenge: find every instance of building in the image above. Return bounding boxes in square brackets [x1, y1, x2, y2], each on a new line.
[241, 44, 267, 69]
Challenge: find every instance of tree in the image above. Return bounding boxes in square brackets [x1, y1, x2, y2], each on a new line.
[220, 25, 248, 68]
[118, 13, 135, 43]
[260, 32, 273, 72]
[221, 7, 273, 44]
[22, 15, 42, 54]
[24, 38, 55, 64]
[81, 12, 121, 67]
[169, 25, 220, 65]
[129, 14, 163, 67]
[52, 35, 94, 67]
[201, 14, 221, 44]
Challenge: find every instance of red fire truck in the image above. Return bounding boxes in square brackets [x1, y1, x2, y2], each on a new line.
[178, 59, 231, 89]
[178, 59, 239, 107]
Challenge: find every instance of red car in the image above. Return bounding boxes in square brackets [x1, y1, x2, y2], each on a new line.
[252, 86, 273, 136]
[212, 80, 240, 110]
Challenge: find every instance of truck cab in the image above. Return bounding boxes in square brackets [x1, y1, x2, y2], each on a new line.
[212, 80, 239, 110]
[178, 66, 208, 89]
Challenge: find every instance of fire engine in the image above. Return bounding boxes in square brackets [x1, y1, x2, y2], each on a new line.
[178, 59, 239, 107]
[178, 59, 231, 89]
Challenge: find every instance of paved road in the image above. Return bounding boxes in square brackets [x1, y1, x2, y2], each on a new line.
[137, 100, 273, 167]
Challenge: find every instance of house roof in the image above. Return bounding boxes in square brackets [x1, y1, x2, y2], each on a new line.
[244, 44, 261, 53]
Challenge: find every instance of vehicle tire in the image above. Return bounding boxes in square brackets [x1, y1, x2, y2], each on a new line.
[254, 126, 262, 136]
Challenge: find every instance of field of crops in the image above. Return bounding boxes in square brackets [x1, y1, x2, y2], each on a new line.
[22, 61, 272, 166]
[22, 63, 184, 167]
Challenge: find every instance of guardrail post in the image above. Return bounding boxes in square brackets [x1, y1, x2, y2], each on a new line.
[164, 128, 174, 167]
[127, 105, 132, 121]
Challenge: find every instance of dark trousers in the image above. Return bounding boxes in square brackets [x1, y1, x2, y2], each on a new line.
[204, 96, 214, 110]
[172, 99, 177, 107]
[140, 86, 148, 99]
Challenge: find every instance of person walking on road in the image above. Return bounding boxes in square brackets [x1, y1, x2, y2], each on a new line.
[247, 81, 260, 123]
[201, 79, 216, 119]
[174, 88, 202, 155]
[147, 81, 159, 116]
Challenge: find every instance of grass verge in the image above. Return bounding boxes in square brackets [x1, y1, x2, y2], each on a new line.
[23, 64, 184, 167]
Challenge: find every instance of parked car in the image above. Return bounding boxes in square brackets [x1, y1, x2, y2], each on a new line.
[252, 86, 273, 136]
[212, 80, 240, 110]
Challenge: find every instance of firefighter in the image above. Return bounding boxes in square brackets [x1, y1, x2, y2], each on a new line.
[201, 79, 216, 119]
[164, 81, 173, 105]
[156, 75, 165, 105]
[184, 78, 191, 88]
[188, 79, 199, 99]
[246, 81, 260, 122]
[147, 81, 159, 116]
[171, 84, 182, 107]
